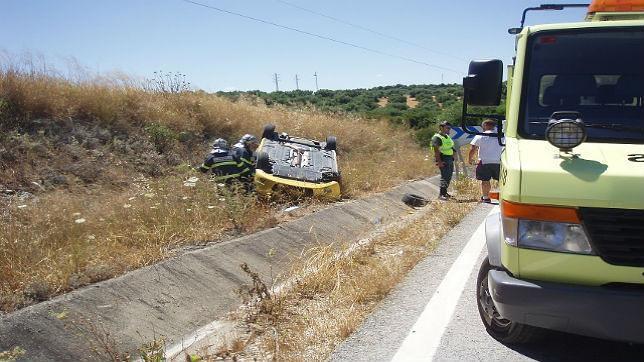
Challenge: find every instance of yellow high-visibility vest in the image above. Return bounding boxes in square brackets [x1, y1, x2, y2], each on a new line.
[432, 133, 454, 156]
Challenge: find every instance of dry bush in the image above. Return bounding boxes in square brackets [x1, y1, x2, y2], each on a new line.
[0, 55, 435, 312]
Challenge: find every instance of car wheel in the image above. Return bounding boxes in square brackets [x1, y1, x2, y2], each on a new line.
[402, 193, 428, 207]
[325, 136, 337, 151]
[262, 124, 277, 140]
[476, 258, 542, 344]
[256, 151, 272, 173]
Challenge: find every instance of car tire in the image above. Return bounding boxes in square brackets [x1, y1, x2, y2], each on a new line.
[325, 136, 337, 151]
[476, 258, 542, 344]
[402, 193, 428, 207]
[262, 124, 277, 140]
[256, 151, 272, 173]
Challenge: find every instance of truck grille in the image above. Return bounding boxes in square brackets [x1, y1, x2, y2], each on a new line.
[579, 208, 644, 267]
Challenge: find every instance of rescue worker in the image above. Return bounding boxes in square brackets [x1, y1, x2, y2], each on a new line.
[232, 134, 259, 182]
[431, 121, 455, 200]
[198, 138, 244, 183]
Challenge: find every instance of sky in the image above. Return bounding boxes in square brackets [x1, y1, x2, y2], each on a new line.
[1, 1, 591, 92]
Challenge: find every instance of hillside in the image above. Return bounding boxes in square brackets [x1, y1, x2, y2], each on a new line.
[216, 84, 506, 144]
[0, 62, 436, 313]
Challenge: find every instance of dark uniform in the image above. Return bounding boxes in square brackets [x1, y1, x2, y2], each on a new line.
[231, 142, 255, 182]
[431, 131, 455, 198]
[199, 148, 245, 183]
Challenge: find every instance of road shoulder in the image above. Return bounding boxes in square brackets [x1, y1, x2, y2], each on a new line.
[330, 203, 494, 362]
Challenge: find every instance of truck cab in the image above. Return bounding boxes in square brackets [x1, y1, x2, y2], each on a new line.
[466, 1, 644, 344]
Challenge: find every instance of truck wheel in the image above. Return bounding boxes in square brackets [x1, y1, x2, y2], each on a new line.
[256, 151, 272, 173]
[262, 124, 277, 140]
[476, 258, 541, 344]
[325, 136, 337, 151]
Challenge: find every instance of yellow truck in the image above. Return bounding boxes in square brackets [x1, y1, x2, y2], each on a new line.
[463, 1, 644, 344]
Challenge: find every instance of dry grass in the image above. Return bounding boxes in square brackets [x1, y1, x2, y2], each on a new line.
[0, 346, 26, 362]
[1, 178, 276, 312]
[209, 178, 479, 361]
[0, 56, 435, 313]
[0, 55, 432, 196]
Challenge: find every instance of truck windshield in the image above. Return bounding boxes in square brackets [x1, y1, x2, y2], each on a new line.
[520, 28, 644, 143]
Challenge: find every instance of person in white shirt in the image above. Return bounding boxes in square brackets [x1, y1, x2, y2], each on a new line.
[468, 119, 504, 203]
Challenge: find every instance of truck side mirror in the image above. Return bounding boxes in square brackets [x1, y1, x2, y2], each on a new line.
[463, 60, 503, 106]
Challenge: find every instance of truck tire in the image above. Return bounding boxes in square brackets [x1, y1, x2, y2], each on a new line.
[262, 124, 277, 140]
[256, 151, 272, 173]
[325, 136, 337, 151]
[476, 258, 542, 344]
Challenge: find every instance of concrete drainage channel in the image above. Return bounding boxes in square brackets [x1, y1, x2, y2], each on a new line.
[0, 177, 439, 361]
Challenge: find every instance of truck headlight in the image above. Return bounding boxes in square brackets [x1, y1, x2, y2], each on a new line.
[546, 118, 586, 151]
[500, 201, 594, 255]
[518, 220, 593, 254]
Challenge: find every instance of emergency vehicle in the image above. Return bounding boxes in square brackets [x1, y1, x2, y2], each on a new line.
[463, 0, 644, 343]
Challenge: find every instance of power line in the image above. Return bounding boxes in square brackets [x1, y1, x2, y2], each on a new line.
[179, 0, 461, 74]
[274, 0, 467, 62]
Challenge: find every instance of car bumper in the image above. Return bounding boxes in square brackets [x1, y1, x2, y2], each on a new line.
[254, 170, 341, 198]
[488, 270, 644, 344]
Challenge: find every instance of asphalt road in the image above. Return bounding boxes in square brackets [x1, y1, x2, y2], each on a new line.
[331, 204, 644, 362]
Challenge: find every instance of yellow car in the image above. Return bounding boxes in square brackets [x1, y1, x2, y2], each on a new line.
[254, 124, 341, 199]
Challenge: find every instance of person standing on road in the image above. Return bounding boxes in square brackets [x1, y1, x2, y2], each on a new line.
[468, 119, 504, 203]
[431, 121, 456, 201]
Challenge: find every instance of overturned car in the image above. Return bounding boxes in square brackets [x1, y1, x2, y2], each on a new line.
[254, 124, 341, 199]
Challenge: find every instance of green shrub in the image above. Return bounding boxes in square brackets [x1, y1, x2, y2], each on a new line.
[144, 123, 176, 154]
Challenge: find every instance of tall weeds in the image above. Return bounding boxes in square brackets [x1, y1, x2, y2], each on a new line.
[0, 55, 435, 312]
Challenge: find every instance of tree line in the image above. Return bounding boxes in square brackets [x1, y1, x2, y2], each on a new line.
[216, 83, 505, 146]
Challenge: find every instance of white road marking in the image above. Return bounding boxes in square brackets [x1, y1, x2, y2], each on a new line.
[391, 208, 495, 362]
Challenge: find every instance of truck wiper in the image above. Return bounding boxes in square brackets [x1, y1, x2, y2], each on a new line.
[585, 124, 644, 134]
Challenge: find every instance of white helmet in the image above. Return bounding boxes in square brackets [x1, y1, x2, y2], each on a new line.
[212, 138, 229, 149]
[240, 134, 258, 146]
